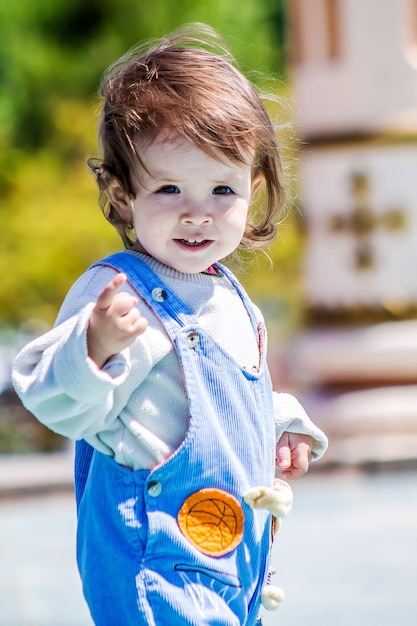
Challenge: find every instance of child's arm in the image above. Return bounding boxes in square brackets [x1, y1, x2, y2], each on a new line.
[11, 267, 155, 444]
[87, 273, 148, 368]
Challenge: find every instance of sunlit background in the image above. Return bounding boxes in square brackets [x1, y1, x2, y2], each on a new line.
[0, 1, 416, 625]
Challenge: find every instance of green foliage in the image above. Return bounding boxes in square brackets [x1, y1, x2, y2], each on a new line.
[0, 99, 120, 325]
[0, 0, 301, 332]
[0, 0, 288, 151]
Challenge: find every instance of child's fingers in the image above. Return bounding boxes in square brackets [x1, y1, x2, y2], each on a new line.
[110, 292, 139, 318]
[276, 448, 291, 472]
[113, 298, 148, 334]
[95, 273, 127, 311]
[279, 448, 310, 479]
[276, 435, 291, 471]
[129, 315, 148, 336]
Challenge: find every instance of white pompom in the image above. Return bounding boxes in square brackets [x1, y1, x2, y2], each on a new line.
[261, 585, 285, 610]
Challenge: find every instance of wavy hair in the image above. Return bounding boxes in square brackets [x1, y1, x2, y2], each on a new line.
[88, 23, 287, 250]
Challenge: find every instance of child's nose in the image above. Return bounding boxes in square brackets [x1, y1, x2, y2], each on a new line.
[180, 204, 213, 226]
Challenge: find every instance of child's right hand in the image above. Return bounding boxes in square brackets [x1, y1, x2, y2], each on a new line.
[87, 273, 148, 368]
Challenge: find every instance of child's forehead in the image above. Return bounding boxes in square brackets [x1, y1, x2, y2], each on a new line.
[136, 130, 253, 174]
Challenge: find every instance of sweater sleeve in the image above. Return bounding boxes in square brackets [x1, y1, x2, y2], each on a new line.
[11, 267, 153, 443]
[273, 391, 328, 460]
[11, 304, 133, 440]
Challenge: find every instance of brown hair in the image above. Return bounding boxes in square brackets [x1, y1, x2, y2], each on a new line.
[89, 23, 287, 250]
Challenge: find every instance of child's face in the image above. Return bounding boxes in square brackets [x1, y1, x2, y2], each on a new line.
[126, 132, 257, 273]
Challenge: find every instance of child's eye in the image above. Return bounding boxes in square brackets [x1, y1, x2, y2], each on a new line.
[156, 185, 180, 194]
[213, 185, 233, 195]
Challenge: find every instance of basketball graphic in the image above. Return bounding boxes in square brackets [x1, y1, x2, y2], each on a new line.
[177, 488, 244, 557]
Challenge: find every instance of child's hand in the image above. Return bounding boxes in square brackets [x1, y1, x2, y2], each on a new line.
[87, 273, 148, 368]
[276, 433, 313, 479]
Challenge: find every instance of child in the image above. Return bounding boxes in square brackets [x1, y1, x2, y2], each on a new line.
[12, 23, 327, 626]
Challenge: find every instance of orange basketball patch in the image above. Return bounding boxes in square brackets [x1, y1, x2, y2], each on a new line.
[177, 488, 244, 557]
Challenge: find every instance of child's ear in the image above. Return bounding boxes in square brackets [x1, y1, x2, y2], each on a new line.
[104, 179, 133, 221]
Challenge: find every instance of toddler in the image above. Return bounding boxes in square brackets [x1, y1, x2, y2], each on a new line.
[12, 23, 327, 626]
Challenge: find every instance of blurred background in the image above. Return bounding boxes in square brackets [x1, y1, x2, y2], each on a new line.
[0, 0, 416, 624]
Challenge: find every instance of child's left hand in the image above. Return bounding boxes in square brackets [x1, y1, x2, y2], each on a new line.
[275, 433, 314, 479]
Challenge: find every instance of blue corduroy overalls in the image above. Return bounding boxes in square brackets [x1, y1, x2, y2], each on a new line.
[75, 251, 276, 625]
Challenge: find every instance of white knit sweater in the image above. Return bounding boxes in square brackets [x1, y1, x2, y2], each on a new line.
[12, 252, 327, 470]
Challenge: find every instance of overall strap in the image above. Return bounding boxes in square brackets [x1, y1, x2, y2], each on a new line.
[214, 262, 261, 334]
[91, 251, 198, 339]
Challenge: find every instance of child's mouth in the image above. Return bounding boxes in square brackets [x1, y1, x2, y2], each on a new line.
[176, 238, 211, 248]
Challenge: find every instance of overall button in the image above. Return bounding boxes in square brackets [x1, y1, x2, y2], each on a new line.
[147, 480, 162, 497]
[186, 332, 199, 348]
[151, 287, 167, 303]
